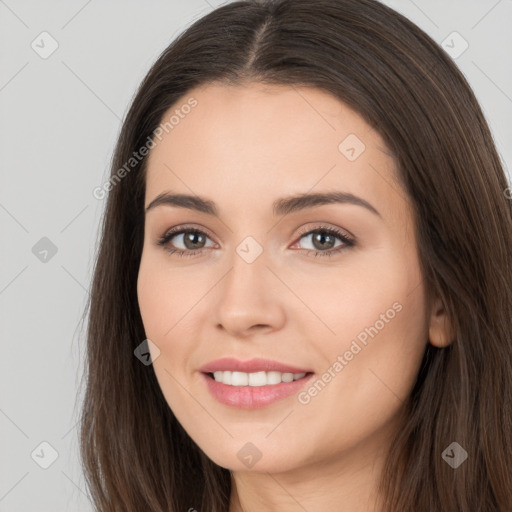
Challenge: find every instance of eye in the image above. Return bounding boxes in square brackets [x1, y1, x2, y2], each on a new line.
[292, 225, 355, 258]
[156, 224, 355, 258]
[156, 226, 216, 257]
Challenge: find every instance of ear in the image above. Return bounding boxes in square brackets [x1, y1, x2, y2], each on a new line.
[428, 296, 453, 348]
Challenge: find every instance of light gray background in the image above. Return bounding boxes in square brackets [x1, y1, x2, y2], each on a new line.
[1, 0, 511, 510]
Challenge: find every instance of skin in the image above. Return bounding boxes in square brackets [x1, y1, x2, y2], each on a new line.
[137, 82, 452, 512]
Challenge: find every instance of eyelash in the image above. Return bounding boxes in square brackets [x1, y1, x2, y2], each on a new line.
[156, 224, 355, 259]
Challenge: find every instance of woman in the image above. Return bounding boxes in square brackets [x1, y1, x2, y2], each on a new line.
[79, 0, 512, 510]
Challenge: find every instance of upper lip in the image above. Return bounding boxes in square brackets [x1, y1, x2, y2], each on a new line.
[200, 358, 312, 374]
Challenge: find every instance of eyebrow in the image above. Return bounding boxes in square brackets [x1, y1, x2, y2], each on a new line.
[145, 191, 381, 218]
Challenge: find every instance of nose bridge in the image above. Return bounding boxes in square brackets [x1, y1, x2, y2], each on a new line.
[224, 235, 270, 298]
[212, 234, 285, 334]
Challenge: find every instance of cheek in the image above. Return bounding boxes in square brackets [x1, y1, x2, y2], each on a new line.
[292, 286, 427, 460]
[137, 249, 206, 339]
[137, 262, 169, 339]
[292, 251, 417, 351]
[136, 250, 214, 390]
[312, 261, 427, 414]
[137, 255, 200, 414]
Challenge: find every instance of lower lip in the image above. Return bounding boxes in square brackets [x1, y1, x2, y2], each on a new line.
[201, 372, 314, 409]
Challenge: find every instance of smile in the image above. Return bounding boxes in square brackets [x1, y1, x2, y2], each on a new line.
[201, 371, 314, 409]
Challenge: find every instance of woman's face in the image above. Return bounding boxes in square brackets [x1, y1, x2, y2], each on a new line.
[137, 82, 432, 473]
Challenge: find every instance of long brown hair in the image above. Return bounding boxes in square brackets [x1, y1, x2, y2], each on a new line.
[79, 0, 512, 510]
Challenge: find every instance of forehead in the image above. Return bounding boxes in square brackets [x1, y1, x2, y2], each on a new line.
[144, 82, 407, 222]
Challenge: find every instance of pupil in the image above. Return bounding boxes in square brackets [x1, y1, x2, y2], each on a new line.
[313, 231, 334, 250]
[185, 231, 204, 249]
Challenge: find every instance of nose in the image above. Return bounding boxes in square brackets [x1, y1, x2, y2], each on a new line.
[212, 245, 286, 338]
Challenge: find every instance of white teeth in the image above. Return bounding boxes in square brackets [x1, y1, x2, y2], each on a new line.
[267, 371, 282, 385]
[231, 371, 248, 386]
[211, 370, 307, 386]
[249, 371, 267, 386]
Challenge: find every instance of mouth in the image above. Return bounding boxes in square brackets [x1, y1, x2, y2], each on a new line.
[201, 370, 315, 409]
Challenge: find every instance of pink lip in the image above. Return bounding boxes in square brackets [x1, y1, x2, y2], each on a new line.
[199, 357, 312, 374]
[200, 372, 314, 409]
[199, 358, 314, 409]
